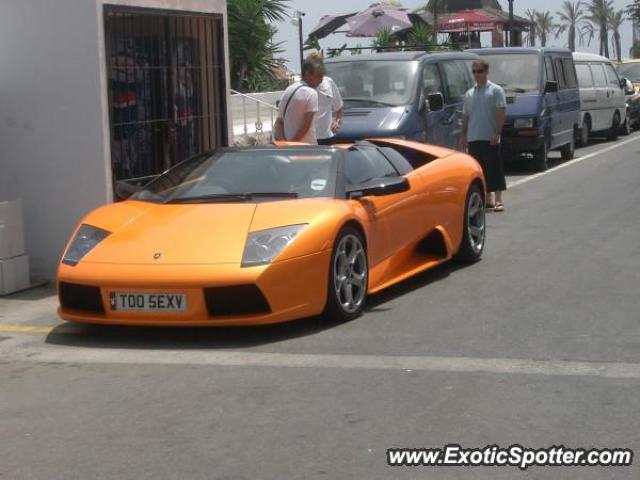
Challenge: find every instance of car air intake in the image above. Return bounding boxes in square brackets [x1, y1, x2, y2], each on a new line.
[204, 285, 271, 317]
[59, 282, 105, 314]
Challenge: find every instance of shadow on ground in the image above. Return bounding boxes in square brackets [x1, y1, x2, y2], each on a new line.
[45, 260, 470, 350]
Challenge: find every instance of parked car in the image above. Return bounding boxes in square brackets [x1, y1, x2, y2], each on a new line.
[469, 47, 581, 171]
[617, 59, 640, 92]
[573, 52, 628, 142]
[324, 51, 479, 149]
[58, 141, 486, 326]
[621, 77, 640, 131]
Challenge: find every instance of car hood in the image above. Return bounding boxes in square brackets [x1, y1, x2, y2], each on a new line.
[78, 199, 341, 265]
[334, 106, 408, 139]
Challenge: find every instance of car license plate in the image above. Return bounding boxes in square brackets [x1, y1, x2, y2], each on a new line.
[109, 292, 187, 312]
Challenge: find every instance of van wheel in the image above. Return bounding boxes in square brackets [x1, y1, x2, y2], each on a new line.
[533, 141, 549, 172]
[578, 117, 590, 147]
[607, 113, 620, 141]
[560, 136, 575, 161]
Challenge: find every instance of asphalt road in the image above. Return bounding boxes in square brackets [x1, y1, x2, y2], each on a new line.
[2, 133, 640, 480]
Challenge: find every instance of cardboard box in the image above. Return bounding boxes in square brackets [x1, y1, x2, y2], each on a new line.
[0, 200, 25, 258]
[0, 255, 30, 295]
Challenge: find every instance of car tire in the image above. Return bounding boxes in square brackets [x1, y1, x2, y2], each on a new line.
[621, 115, 631, 136]
[322, 226, 368, 323]
[607, 113, 620, 141]
[533, 141, 549, 172]
[560, 136, 575, 161]
[455, 183, 486, 263]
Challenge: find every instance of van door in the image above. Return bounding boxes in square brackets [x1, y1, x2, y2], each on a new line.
[420, 62, 448, 146]
[604, 62, 625, 125]
[551, 56, 577, 149]
[543, 55, 559, 146]
[440, 60, 474, 148]
[589, 63, 610, 131]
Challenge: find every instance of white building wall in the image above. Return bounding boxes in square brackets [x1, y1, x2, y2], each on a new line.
[0, 0, 230, 280]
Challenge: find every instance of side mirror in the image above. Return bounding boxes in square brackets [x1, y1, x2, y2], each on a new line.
[114, 174, 159, 200]
[426, 92, 444, 112]
[620, 77, 628, 89]
[347, 176, 410, 199]
[544, 80, 559, 94]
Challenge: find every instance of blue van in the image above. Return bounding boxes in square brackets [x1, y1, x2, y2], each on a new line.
[469, 47, 581, 171]
[324, 51, 480, 149]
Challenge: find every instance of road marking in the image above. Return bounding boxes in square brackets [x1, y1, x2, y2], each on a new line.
[507, 134, 640, 189]
[3, 343, 640, 380]
[0, 325, 56, 334]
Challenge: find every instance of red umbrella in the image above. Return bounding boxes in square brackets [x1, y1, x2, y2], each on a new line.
[437, 9, 501, 33]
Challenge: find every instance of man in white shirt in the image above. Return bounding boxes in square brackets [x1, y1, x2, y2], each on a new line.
[305, 52, 344, 144]
[275, 59, 324, 144]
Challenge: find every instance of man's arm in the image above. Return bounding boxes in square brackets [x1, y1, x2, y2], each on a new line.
[460, 113, 468, 151]
[491, 107, 506, 146]
[291, 111, 316, 142]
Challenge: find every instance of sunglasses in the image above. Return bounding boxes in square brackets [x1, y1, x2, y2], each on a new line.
[472, 69, 486, 74]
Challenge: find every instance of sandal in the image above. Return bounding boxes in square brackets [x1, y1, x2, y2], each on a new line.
[486, 203, 495, 210]
[494, 203, 504, 212]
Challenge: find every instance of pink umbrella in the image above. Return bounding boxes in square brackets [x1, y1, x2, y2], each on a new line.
[346, 4, 413, 37]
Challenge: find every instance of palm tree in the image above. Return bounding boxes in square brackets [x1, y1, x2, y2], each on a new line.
[372, 28, 397, 51]
[584, 0, 613, 57]
[609, 9, 626, 62]
[228, 0, 289, 91]
[556, 1, 586, 51]
[408, 23, 434, 48]
[524, 9, 538, 46]
[535, 11, 557, 47]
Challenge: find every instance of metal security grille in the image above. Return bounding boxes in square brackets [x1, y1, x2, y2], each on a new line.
[104, 6, 227, 185]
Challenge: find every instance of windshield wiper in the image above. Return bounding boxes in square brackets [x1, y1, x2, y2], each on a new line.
[165, 192, 298, 204]
[343, 98, 395, 107]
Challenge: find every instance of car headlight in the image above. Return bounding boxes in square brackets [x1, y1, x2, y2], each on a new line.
[62, 224, 111, 266]
[514, 117, 535, 129]
[242, 224, 307, 267]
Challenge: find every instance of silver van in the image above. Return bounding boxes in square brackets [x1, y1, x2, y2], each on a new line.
[573, 52, 627, 144]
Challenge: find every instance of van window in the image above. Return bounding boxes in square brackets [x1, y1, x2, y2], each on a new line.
[545, 56, 556, 82]
[483, 53, 540, 92]
[441, 61, 472, 104]
[576, 63, 594, 87]
[604, 63, 620, 87]
[590, 64, 607, 87]
[555, 58, 567, 88]
[422, 63, 443, 95]
[562, 59, 577, 87]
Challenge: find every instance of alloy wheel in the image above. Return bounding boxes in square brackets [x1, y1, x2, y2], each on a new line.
[333, 234, 367, 314]
[467, 191, 486, 254]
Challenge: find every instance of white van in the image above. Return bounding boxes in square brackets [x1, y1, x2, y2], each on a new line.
[573, 52, 627, 144]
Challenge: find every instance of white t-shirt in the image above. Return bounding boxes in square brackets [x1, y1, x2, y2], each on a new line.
[277, 82, 319, 144]
[315, 77, 344, 140]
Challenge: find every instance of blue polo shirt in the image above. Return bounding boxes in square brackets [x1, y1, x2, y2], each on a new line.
[463, 80, 506, 142]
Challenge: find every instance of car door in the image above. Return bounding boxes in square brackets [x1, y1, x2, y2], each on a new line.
[344, 147, 423, 264]
[440, 60, 474, 148]
[576, 62, 597, 117]
[420, 62, 448, 146]
[589, 63, 610, 130]
[552, 56, 571, 149]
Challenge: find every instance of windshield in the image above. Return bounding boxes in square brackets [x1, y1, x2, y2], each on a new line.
[617, 63, 640, 82]
[481, 54, 541, 93]
[325, 60, 419, 107]
[133, 149, 338, 203]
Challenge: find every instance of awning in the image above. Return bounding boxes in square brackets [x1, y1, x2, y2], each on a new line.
[437, 9, 503, 33]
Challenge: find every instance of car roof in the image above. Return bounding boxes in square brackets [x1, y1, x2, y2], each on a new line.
[572, 51, 612, 62]
[469, 47, 572, 55]
[324, 50, 479, 63]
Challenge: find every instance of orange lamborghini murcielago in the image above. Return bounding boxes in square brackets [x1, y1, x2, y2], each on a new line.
[57, 139, 485, 326]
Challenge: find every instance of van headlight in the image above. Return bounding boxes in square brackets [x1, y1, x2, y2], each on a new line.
[514, 118, 535, 129]
[62, 225, 111, 266]
[242, 224, 307, 267]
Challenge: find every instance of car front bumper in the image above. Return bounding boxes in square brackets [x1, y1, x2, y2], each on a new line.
[57, 251, 331, 326]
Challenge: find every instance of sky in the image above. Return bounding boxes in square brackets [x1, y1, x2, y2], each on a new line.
[272, 0, 636, 72]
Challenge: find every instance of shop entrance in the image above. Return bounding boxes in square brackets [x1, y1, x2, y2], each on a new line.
[104, 6, 227, 190]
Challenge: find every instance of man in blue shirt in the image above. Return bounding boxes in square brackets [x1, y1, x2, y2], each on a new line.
[461, 59, 507, 212]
